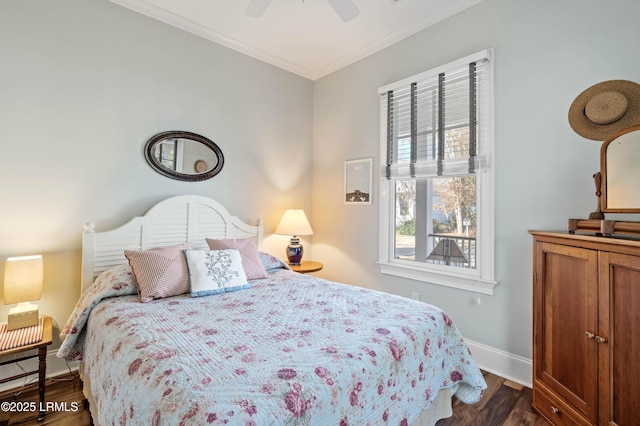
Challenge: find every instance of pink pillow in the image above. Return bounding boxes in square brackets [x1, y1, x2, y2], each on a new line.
[205, 237, 267, 280]
[124, 242, 191, 302]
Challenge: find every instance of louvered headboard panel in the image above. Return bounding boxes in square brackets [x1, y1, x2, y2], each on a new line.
[81, 195, 263, 292]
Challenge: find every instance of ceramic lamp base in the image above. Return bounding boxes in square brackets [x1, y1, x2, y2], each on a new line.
[286, 236, 304, 265]
[7, 303, 39, 331]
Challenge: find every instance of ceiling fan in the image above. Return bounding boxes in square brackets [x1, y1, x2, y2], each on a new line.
[245, 0, 360, 22]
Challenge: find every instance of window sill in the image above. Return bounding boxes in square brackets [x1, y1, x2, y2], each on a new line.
[378, 260, 497, 295]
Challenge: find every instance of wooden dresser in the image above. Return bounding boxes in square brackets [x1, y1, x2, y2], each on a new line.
[530, 231, 640, 426]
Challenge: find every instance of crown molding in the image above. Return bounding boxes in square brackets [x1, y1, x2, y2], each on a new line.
[109, 0, 483, 81]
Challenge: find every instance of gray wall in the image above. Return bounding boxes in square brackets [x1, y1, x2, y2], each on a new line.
[2, 0, 639, 364]
[311, 0, 640, 360]
[0, 0, 313, 346]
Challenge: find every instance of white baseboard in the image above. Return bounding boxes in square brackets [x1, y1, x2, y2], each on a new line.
[0, 342, 531, 394]
[0, 349, 79, 394]
[465, 339, 532, 388]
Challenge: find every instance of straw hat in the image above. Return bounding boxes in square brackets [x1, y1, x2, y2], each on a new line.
[568, 80, 640, 141]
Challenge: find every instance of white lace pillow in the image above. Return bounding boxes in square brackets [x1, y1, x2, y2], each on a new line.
[205, 237, 268, 280]
[184, 249, 249, 297]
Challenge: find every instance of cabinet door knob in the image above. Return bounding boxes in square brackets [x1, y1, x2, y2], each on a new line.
[550, 406, 560, 414]
[585, 331, 595, 339]
[595, 336, 607, 344]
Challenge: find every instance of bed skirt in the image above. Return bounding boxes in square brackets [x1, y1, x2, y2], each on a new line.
[80, 369, 453, 426]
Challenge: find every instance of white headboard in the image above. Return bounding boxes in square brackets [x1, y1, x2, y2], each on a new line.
[81, 195, 263, 292]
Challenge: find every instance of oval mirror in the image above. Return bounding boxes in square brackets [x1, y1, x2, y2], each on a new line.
[144, 131, 224, 181]
[601, 125, 640, 213]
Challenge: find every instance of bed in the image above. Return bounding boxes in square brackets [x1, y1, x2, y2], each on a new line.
[57, 195, 486, 425]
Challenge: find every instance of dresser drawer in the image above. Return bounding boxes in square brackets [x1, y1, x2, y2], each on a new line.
[532, 387, 591, 426]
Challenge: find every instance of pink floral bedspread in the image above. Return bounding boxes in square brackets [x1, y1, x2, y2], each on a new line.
[58, 266, 486, 425]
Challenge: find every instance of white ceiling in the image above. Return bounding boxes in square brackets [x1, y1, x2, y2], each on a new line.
[109, 0, 483, 80]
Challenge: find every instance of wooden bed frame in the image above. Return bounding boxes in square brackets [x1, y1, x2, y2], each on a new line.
[81, 195, 263, 293]
[78, 195, 455, 425]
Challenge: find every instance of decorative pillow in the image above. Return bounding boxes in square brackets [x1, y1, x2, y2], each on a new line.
[124, 242, 191, 303]
[258, 251, 291, 271]
[184, 249, 249, 297]
[206, 237, 268, 280]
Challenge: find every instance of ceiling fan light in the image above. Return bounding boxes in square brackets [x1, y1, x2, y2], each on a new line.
[244, 0, 360, 23]
[245, 0, 272, 18]
[326, 0, 360, 22]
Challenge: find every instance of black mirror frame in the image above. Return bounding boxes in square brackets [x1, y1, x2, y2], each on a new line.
[144, 131, 224, 182]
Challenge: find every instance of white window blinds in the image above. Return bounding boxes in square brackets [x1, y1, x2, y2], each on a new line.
[379, 50, 491, 179]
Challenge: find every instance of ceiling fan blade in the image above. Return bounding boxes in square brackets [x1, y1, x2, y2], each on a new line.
[326, 0, 360, 22]
[245, 0, 272, 18]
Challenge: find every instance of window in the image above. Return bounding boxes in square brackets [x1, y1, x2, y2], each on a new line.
[378, 49, 496, 295]
[154, 139, 179, 171]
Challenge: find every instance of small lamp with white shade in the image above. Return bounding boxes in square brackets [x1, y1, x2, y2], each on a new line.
[275, 209, 314, 265]
[4, 255, 43, 330]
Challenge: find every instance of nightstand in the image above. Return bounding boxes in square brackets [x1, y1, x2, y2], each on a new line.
[0, 316, 53, 421]
[289, 260, 323, 274]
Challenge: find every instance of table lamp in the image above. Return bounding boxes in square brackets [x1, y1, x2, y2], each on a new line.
[4, 255, 43, 330]
[275, 209, 314, 265]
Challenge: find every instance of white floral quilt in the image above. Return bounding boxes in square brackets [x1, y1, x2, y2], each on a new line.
[58, 264, 486, 425]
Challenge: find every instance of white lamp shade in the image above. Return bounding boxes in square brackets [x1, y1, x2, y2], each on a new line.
[275, 209, 314, 236]
[4, 255, 43, 305]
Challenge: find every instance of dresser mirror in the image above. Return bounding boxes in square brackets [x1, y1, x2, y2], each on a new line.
[601, 125, 640, 213]
[144, 131, 224, 182]
[569, 124, 640, 236]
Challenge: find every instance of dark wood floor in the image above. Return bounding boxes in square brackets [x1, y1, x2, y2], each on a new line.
[436, 370, 551, 426]
[0, 371, 549, 425]
[0, 373, 90, 426]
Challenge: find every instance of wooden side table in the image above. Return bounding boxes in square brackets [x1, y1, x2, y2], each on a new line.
[0, 317, 53, 421]
[289, 260, 323, 274]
